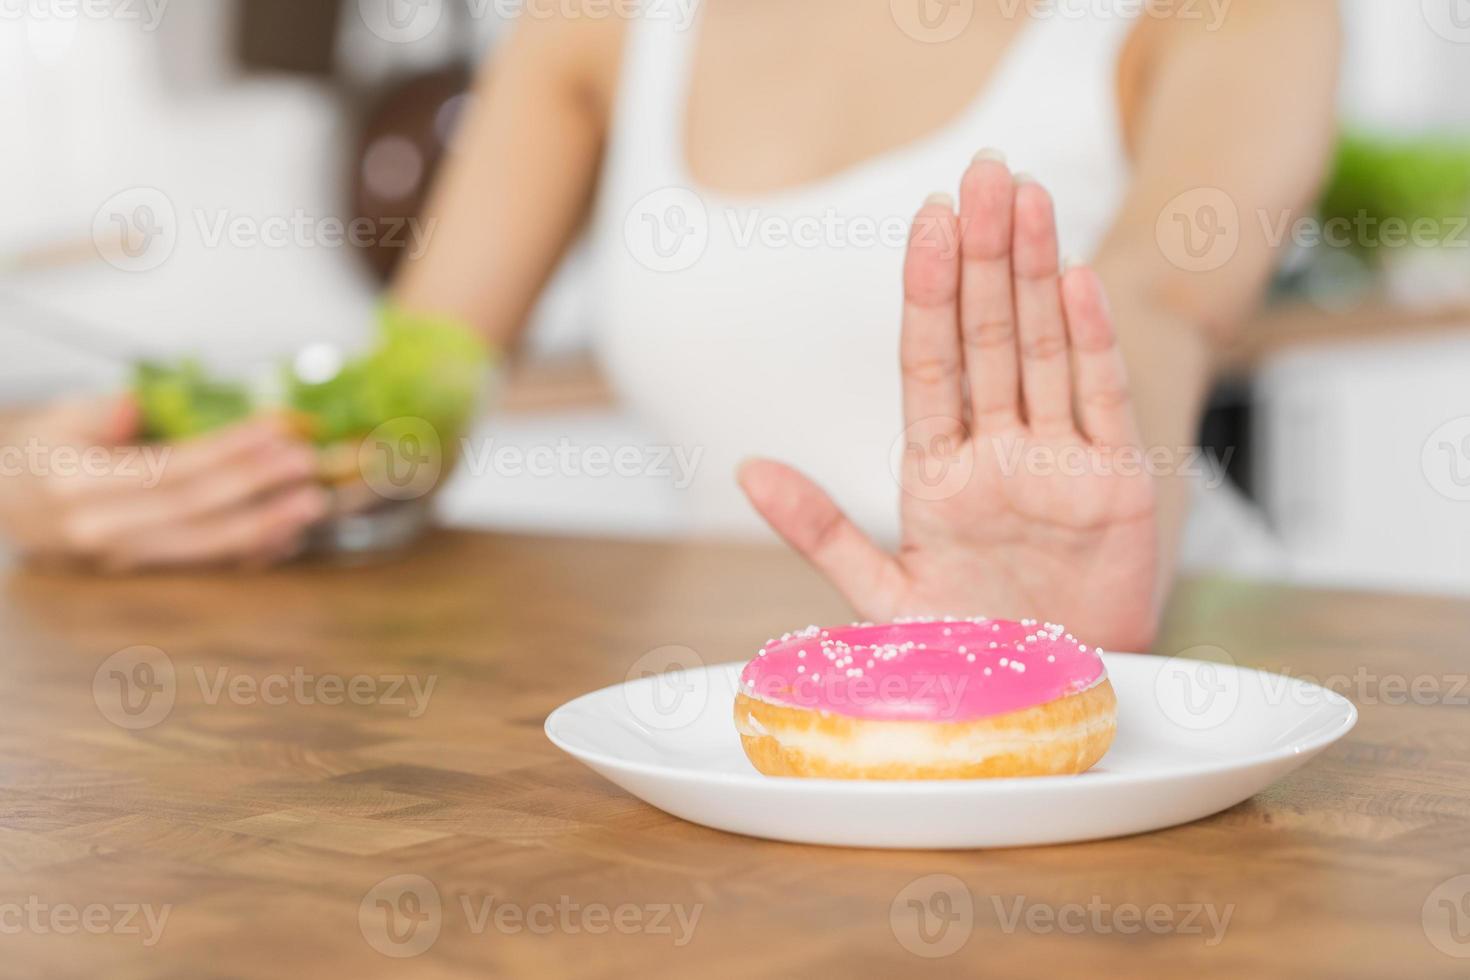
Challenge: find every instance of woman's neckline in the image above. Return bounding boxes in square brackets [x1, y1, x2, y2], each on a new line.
[674, 7, 1047, 205]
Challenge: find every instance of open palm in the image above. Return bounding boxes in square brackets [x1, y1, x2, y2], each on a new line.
[740, 155, 1160, 651]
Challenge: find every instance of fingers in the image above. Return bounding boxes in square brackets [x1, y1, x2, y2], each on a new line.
[1062, 265, 1140, 447]
[46, 416, 295, 501]
[66, 440, 320, 545]
[957, 153, 1021, 431]
[100, 484, 329, 572]
[163, 440, 319, 523]
[151, 416, 301, 488]
[738, 459, 903, 618]
[900, 195, 965, 440]
[107, 394, 142, 444]
[1011, 180, 1076, 436]
[41, 393, 141, 445]
[43, 414, 324, 565]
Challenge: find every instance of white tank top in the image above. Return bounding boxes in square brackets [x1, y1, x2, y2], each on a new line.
[589, 4, 1141, 544]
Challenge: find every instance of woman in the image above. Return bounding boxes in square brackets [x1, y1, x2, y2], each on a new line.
[0, 0, 1340, 650]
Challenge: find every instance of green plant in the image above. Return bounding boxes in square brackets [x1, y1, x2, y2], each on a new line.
[1318, 132, 1470, 260]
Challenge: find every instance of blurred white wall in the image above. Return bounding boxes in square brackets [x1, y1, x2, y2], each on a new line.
[1340, 0, 1470, 133]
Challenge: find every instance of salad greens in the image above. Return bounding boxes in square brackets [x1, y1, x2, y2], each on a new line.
[1319, 132, 1470, 261]
[134, 359, 253, 441]
[134, 306, 491, 446]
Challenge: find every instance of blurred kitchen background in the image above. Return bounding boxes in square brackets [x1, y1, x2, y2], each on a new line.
[2, 0, 1469, 594]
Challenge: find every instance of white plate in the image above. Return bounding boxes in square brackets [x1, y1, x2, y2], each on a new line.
[545, 653, 1356, 848]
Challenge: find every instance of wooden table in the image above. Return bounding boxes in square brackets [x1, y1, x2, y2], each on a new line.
[1, 532, 1467, 979]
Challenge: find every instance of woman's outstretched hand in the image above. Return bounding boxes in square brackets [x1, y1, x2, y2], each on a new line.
[739, 155, 1161, 651]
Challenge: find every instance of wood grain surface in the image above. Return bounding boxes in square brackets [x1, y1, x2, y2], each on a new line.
[0, 531, 1467, 979]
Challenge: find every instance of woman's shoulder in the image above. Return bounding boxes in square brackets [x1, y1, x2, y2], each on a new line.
[504, 6, 629, 122]
[1119, 0, 1340, 152]
[1129, 0, 1339, 55]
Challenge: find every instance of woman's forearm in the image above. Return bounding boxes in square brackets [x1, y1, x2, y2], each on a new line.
[1094, 251, 1213, 610]
[1090, 0, 1341, 609]
[390, 16, 622, 348]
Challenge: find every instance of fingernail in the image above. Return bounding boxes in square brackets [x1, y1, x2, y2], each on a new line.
[1061, 256, 1082, 274]
[972, 148, 1007, 164]
[1013, 172, 1036, 185]
[924, 192, 956, 210]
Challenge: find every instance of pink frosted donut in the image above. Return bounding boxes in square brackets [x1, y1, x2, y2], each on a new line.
[734, 619, 1116, 779]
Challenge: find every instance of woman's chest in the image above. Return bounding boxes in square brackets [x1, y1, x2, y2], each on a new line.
[682, 1, 1036, 195]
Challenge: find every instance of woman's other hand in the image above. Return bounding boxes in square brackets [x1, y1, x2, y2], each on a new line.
[0, 396, 329, 571]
